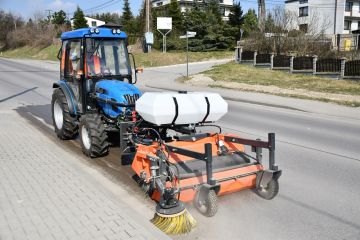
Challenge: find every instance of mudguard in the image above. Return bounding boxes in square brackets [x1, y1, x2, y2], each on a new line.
[53, 81, 78, 115]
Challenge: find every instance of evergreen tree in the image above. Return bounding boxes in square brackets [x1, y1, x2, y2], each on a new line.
[168, 0, 183, 31]
[121, 0, 134, 34]
[242, 9, 258, 36]
[206, 0, 223, 24]
[228, 1, 243, 27]
[52, 10, 67, 26]
[73, 6, 88, 29]
[121, 0, 133, 23]
[265, 13, 276, 32]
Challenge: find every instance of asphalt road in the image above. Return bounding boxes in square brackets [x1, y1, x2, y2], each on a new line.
[0, 57, 359, 240]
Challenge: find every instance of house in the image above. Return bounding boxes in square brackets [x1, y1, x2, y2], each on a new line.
[151, 0, 234, 21]
[70, 17, 105, 29]
[285, 0, 360, 34]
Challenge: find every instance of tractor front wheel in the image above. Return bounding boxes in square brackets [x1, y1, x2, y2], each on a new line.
[79, 114, 109, 158]
[51, 88, 78, 139]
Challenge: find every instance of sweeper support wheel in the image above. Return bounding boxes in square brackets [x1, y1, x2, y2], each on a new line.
[256, 178, 279, 200]
[194, 187, 218, 217]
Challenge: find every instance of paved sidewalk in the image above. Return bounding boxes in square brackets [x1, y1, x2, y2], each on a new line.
[0, 111, 169, 240]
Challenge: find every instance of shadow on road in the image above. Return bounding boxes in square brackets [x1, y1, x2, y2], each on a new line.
[0, 87, 38, 103]
[16, 103, 52, 125]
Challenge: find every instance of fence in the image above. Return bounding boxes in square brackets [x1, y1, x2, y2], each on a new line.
[316, 59, 341, 73]
[273, 55, 291, 69]
[256, 54, 271, 65]
[345, 60, 360, 78]
[242, 51, 255, 61]
[235, 47, 353, 79]
[293, 57, 313, 71]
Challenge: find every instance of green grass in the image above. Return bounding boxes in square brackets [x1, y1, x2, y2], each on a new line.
[203, 61, 360, 96]
[1, 44, 233, 67]
[209, 84, 360, 107]
[133, 51, 233, 67]
[1, 45, 60, 61]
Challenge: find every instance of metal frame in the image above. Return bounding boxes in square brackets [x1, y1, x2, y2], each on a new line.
[165, 133, 280, 189]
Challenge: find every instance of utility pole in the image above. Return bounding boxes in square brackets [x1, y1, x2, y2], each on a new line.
[146, 0, 150, 32]
[45, 9, 52, 21]
[257, 0, 265, 33]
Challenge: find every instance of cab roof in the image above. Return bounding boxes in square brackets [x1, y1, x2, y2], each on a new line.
[61, 27, 127, 40]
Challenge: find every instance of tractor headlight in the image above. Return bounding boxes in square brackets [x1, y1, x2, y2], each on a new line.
[90, 28, 95, 33]
[116, 29, 121, 34]
[112, 29, 116, 34]
[95, 28, 100, 34]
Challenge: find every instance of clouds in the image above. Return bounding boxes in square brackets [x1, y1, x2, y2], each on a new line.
[47, 0, 76, 12]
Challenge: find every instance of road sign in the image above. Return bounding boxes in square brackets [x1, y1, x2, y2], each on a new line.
[180, 31, 197, 77]
[180, 31, 197, 39]
[157, 17, 172, 30]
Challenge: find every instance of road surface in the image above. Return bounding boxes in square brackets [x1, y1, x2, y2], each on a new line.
[0, 57, 359, 240]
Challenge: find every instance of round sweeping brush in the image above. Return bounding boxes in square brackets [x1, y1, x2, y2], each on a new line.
[151, 201, 196, 234]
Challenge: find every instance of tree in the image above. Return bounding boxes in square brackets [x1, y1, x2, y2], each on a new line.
[72, 6, 88, 29]
[52, 10, 67, 26]
[242, 9, 258, 36]
[206, 0, 223, 25]
[168, 0, 183, 31]
[228, 1, 243, 27]
[265, 13, 275, 32]
[121, 0, 135, 34]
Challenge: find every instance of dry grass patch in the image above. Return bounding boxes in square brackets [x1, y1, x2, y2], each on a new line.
[203, 61, 360, 96]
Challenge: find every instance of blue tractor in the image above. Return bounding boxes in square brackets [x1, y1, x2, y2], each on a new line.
[51, 26, 142, 157]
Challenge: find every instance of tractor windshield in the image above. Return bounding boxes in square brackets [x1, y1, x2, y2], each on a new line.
[86, 38, 131, 79]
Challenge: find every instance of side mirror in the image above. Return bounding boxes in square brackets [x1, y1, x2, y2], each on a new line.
[136, 67, 144, 73]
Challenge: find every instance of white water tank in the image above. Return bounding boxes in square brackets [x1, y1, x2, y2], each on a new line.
[135, 92, 228, 126]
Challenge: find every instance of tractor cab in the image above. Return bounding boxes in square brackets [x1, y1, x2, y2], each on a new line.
[56, 26, 141, 117]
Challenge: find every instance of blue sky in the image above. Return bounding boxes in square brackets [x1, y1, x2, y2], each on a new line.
[0, 0, 280, 20]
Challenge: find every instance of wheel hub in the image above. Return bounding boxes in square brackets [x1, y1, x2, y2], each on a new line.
[81, 125, 91, 150]
[53, 99, 63, 130]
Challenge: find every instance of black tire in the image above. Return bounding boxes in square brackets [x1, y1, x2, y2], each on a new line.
[256, 178, 279, 200]
[51, 88, 78, 140]
[194, 189, 218, 217]
[79, 113, 109, 158]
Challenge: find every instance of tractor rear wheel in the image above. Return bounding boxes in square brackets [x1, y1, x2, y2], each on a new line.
[51, 88, 78, 139]
[79, 114, 109, 158]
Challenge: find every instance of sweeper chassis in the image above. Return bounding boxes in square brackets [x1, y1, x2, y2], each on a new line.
[129, 123, 282, 217]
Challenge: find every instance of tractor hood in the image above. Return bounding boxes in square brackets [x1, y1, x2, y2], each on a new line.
[95, 80, 141, 118]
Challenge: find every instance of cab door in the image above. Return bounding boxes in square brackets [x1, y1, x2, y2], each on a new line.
[63, 39, 83, 112]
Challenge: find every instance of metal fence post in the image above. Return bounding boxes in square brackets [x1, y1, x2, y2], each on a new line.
[270, 53, 274, 70]
[290, 54, 294, 74]
[340, 57, 346, 79]
[254, 50, 257, 66]
[313, 55, 318, 75]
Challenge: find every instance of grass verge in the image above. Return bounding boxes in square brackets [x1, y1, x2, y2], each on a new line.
[203, 61, 360, 96]
[1, 45, 233, 67]
[182, 61, 360, 107]
[1, 45, 60, 61]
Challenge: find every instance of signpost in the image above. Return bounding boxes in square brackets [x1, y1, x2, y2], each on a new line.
[157, 17, 172, 53]
[180, 31, 197, 77]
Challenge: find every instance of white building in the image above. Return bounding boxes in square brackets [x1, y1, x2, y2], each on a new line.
[151, 0, 233, 21]
[70, 17, 105, 29]
[285, 0, 360, 34]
